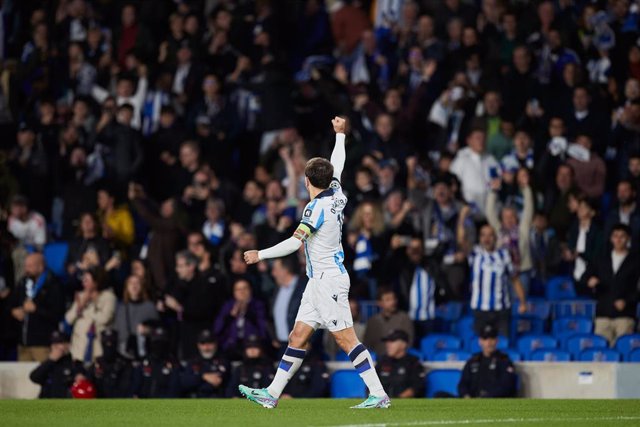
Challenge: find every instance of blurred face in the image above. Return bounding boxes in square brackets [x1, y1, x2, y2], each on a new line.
[385, 339, 408, 358]
[126, 276, 143, 301]
[556, 166, 572, 191]
[447, 18, 462, 41]
[160, 199, 174, 218]
[175, 256, 196, 281]
[356, 171, 372, 189]
[629, 158, 640, 176]
[271, 260, 292, 286]
[360, 204, 376, 230]
[576, 135, 592, 150]
[513, 47, 530, 72]
[17, 129, 35, 147]
[611, 229, 630, 251]
[549, 118, 565, 137]
[467, 130, 486, 153]
[513, 131, 531, 152]
[24, 254, 45, 278]
[501, 207, 518, 229]
[573, 89, 589, 111]
[406, 239, 423, 264]
[533, 214, 548, 232]
[233, 280, 251, 302]
[503, 14, 516, 34]
[479, 337, 497, 355]
[202, 75, 220, 96]
[384, 89, 402, 113]
[51, 342, 70, 356]
[418, 16, 434, 39]
[198, 341, 217, 359]
[617, 182, 635, 205]
[116, 80, 134, 97]
[361, 30, 376, 52]
[80, 214, 96, 236]
[97, 190, 112, 210]
[82, 272, 98, 291]
[433, 182, 451, 205]
[121, 5, 136, 27]
[483, 92, 500, 116]
[375, 115, 393, 141]
[131, 260, 146, 278]
[245, 347, 261, 359]
[462, 27, 477, 46]
[539, 2, 555, 26]
[625, 79, 640, 100]
[230, 250, 247, 274]
[187, 233, 205, 256]
[378, 292, 398, 313]
[577, 201, 594, 221]
[177, 46, 192, 64]
[385, 192, 403, 214]
[10, 203, 27, 218]
[479, 225, 496, 251]
[185, 16, 199, 34]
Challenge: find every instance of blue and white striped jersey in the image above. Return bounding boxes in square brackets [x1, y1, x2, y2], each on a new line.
[409, 267, 436, 321]
[469, 246, 515, 311]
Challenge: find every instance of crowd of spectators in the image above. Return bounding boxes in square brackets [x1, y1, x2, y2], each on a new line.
[0, 0, 639, 398]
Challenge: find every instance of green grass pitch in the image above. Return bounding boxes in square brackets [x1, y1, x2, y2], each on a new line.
[2, 399, 640, 427]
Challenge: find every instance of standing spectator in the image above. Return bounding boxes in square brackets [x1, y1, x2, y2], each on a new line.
[376, 330, 425, 398]
[580, 224, 639, 344]
[29, 331, 85, 398]
[113, 275, 158, 360]
[348, 201, 386, 298]
[544, 163, 577, 242]
[7, 195, 47, 280]
[566, 134, 606, 199]
[9, 253, 64, 362]
[363, 287, 414, 356]
[65, 267, 117, 362]
[564, 197, 604, 282]
[604, 180, 640, 250]
[96, 187, 135, 250]
[458, 324, 517, 398]
[180, 329, 230, 398]
[270, 255, 306, 348]
[66, 212, 111, 278]
[214, 279, 268, 360]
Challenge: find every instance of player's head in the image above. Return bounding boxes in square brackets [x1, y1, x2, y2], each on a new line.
[304, 157, 334, 191]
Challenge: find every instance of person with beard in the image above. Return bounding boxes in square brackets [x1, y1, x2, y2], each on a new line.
[604, 180, 640, 250]
[9, 253, 64, 362]
[225, 335, 274, 397]
[180, 329, 230, 398]
[29, 331, 85, 398]
[132, 326, 180, 398]
[88, 329, 133, 398]
[164, 251, 217, 360]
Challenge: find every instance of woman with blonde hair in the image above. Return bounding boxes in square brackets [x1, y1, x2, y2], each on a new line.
[348, 201, 386, 298]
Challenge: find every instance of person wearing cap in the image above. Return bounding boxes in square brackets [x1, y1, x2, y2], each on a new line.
[29, 331, 86, 398]
[180, 329, 230, 398]
[87, 329, 134, 398]
[225, 335, 274, 397]
[458, 324, 517, 398]
[376, 330, 425, 398]
[131, 326, 180, 398]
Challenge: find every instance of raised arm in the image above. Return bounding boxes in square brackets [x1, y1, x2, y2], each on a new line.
[330, 116, 346, 181]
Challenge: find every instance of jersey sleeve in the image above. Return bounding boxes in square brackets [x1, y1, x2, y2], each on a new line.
[329, 177, 343, 193]
[294, 200, 325, 241]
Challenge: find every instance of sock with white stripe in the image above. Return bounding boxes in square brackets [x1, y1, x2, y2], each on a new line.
[348, 343, 385, 397]
[266, 346, 306, 398]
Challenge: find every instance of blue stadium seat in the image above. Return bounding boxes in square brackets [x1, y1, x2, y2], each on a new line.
[529, 349, 572, 362]
[335, 351, 350, 361]
[502, 349, 522, 362]
[425, 369, 461, 398]
[615, 334, 640, 360]
[579, 349, 622, 362]
[455, 316, 475, 341]
[511, 298, 551, 319]
[565, 334, 608, 358]
[546, 276, 577, 300]
[330, 370, 366, 398]
[432, 350, 471, 362]
[420, 334, 462, 360]
[435, 302, 463, 333]
[467, 335, 509, 353]
[553, 299, 597, 319]
[552, 316, 593, 342]
[43, 242, 69, 277]
[628, 348, 640, 362]
[516, 334, 558, 359]
[510, 315, 544, 343]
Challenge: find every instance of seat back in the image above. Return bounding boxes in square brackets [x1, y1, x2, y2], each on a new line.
[43, 242, 69, 277]
[546, 276, 576, 300]
[553, 300, 597, 319]
[628, 348, 640, 362]
[432, 350, 471, 362]
[565, 334, 608, 358]
[512, 298, 551, 319]
[425, 369, 461, 398]
[330, 370, 366, 398]
[420, 334, 462, 360]
[516, 334, 558, 359]
[502, 349, 522, 362]
[455, 316, 475, 341]
[510, 315, 544, 343]
[529, 349, 572, 362]
[579, 348, 621, 362]
[552, 317, 594, 342]
[615, 334, 640, 360]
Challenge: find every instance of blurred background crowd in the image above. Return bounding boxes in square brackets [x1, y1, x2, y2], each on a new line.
[0, 0, 639, 398]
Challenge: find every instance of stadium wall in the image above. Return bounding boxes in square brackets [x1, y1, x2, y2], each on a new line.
[1, 362, 639, 399]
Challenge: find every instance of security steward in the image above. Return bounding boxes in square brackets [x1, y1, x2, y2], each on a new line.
[29, 331, 85, 398]
[88, 329, 133, 397]
[180, 329, 229, 398]
[458, 324, 517, 398]
[226, 335, 274, 397]
[132, 326, 180, 398]
[375, 329, 425, 397]
[282, 354, 329, 398]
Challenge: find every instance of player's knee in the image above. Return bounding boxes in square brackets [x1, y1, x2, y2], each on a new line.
[288, 329, 307, 348]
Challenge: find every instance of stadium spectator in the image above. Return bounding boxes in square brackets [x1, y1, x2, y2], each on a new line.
[96, 187, 135, 250]
[7, 195, 46, 280]
[226, 335, 274, 397]
[66, 212, 111, 278]
[458, 324, 517, 398]
[113, 274, 158, 360]
[579, 224, 640, 344]
[87, 329, 134, 398]
[29, 331, 85, 399]
[566, 134, 606, 199]
[270, 255, 306, 349]
[363, 287, 413, 356]
[376, 330, 425, 398]
[132, 326, 180, 398]
[603, 180, 640, 250]
[180, 329, 229, 398]
[9, 253, 64, 362]
[564, 197, 604, 282]
[65, 267, 117, 362]
[283, 354, 329, 399]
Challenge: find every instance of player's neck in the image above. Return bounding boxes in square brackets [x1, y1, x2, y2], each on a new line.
[308, 186, 324, 199]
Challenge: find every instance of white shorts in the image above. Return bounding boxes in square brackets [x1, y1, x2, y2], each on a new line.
[295, 273, 353, 332]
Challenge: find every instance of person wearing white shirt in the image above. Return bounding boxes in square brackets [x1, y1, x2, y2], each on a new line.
[91, 65, 148, 130]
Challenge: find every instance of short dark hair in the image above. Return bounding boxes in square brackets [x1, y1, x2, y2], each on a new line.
[305, 157, 334, 189]
[176, 250, 199, 266]
[276, 254, 300, 276]
[376, 286, 395, 301]
[611, 223, 631, 237]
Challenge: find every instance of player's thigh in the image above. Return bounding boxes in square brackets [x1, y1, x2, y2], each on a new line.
[294, 281, 322, 332]
[316, 274, 353, 332]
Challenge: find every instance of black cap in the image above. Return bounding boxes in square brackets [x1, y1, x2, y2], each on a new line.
[479, 324, 498, 339]
[50, 330, 70, 344]
[197, 329, 216, 344]
[244, 335, 262, 349]
[101, 329, 118, 344]
[382, 329, 409, 343]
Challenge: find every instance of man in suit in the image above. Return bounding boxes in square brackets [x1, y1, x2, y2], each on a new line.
[270, 255, 306, 350]
[580, 224, 640, 344]
[604, 180, 640, 250]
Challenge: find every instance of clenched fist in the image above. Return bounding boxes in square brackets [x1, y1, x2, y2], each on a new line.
[332, 116, 346, 134]
[244, 250, 260, 265]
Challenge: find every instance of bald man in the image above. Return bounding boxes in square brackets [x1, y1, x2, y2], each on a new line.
[9, 253, 64, 361]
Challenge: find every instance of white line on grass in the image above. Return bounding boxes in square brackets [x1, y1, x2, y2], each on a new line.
[312, 416, 640, 427]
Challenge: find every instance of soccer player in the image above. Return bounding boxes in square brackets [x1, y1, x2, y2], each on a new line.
[240, 117, 390, 409]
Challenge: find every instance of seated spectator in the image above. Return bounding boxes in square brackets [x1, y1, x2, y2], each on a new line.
[96, 187, 135, 250]
[564, 196, 604, 282]
[113, 274, 158, 360]
[458, 324, 517, 398]
[66, 212, 111, 278]
[87, 329, 134, 398]
[363, 287, 414, 356]
[226, 335, 274, 397]
[132, 326, 180, 398]
[29, 331, 85, 398]
[7, 195, 47, 280]
[65, 267, 117, 362]
[580, 224, 640, 344]
[180, 329, 230, 398]
[376, 330, 425, 398]
[214, 279, 268, 360]
[9, 253, 64, 362]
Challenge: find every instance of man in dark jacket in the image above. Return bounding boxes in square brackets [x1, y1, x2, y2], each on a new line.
[458, 324, 517, 398]
[376, 330, 425, 398]
[132, 326, 180, 398]
[226, 335, 274, 397]
[10, 253, 64, 362]
[180, 329, 229, 398]
[270, 255, 306, 348]
[30, 331, 85, 398]
[88, 329, 133, 398]
[580, 224, 640, 344]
